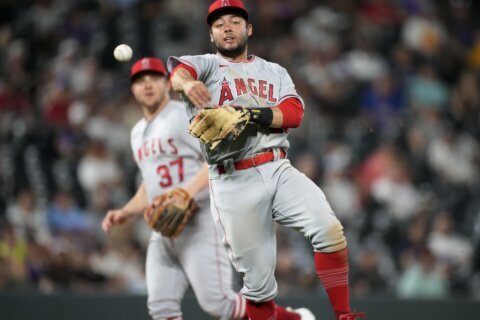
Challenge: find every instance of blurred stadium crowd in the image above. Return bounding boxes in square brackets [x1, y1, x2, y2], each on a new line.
[0, 0, 479, 300]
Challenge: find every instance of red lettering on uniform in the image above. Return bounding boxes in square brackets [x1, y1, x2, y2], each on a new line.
[170, 158, 184, 182]
[268, 84, 277, 103]
[151, 139, 156, 155]
[247, 79, 258, 96]
[137, 148, 143, 161]
[219, 86, 233, 105]
[168, 138, 178, 155]
[143, 141, 149, 157]
[258, 80, 267, 99]
[158, 138, 165, 154]
[234, 78, 247, 96]
[219, 77, 234, 105]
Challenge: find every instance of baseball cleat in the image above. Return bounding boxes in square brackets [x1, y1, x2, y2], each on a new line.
[339, 312, 366, 320]
[286, 307, 316, 320]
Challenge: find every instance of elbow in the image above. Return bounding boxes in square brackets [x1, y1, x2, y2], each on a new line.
[288, 111, 303, 128]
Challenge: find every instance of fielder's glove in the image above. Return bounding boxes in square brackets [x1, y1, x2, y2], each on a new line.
[188, 105, 250, 150]
[143, 188, 198, 238]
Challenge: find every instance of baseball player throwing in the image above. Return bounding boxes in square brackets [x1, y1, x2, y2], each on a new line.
[168, 1, 366, 320]
[101, 57, 248, 320]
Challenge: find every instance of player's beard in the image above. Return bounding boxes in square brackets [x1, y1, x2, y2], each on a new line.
[214, 35, 248, 59]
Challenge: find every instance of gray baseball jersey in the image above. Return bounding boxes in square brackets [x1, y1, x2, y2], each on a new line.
[167, 54, 347, 302]
[131, 100, 245, 319]
[167, 54, 304, 164]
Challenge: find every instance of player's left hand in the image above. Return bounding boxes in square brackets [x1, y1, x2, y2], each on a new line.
[188, 105, 250, 150]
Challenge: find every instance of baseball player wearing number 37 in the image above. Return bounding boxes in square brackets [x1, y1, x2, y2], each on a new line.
[101, 57, 249, 320]
[168, 1, 366, 320]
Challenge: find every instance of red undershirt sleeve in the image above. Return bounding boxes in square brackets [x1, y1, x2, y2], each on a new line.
[277, 97, 304, 128]
[170, 64, 198, 80]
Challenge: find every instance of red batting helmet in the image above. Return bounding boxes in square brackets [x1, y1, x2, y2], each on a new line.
[130, 57, 167, 81]
[207, 0, 249, 26]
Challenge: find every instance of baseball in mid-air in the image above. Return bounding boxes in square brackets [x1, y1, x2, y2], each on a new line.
[113, 44, 133, 62]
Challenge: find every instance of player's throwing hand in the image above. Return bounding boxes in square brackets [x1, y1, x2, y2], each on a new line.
[101, 209, 131, 233]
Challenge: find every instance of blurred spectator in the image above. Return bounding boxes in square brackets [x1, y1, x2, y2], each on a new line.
[0, 80, 31, 116]
[404, 124, 433, 185]
[427, 123, 478, 185]
[359, 72, 406, 136]
[0, 225, 30, 291]
[83, 102, 130, 153]
[468, 30, 480, 69]
[407, 62, 449, 112]
[350, 247, 388, 296]
[355, 144, 398, 201]
[42, 82, 73, 128]
[370, 155, 421, 221]
[402, 13, 447, 57]
[397, 246, 449, 298]
[321, 142, 361, 223]
[89, 241, 146, 294]
[450, 71, 480, 136]
[77, 140, 121, 197]
[6, 188, 51, 245]
[428, 212, 473, 275]
[47, 190, 93, 235]
[396, 215, 429, 265]
[275, 224, 317, 295]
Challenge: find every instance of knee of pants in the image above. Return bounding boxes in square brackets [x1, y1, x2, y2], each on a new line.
[241, 268, 277, 302]
[148, 299, 182, 320]
[310, 218, 347, 252]
[196, 296, 234, 320]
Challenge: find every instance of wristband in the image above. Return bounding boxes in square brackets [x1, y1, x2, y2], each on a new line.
[249, 108, 273, 126]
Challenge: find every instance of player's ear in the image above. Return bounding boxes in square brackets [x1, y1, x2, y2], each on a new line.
[209, 30, 214, 43]
[247, 23, 253, 37]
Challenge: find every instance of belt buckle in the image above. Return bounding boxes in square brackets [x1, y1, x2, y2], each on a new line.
[222, 159, 235, 174]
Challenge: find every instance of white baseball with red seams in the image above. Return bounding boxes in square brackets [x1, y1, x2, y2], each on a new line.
[131, 100, 245, 319]
[113, 44, 133, 62]
[167, 54, 347, 302]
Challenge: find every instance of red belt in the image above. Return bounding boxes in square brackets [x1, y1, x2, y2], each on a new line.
[217, 149, 286, 175]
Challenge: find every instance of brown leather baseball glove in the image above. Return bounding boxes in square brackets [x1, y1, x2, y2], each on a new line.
[143, 188, 198, 238]
[188, 105, 250, 150]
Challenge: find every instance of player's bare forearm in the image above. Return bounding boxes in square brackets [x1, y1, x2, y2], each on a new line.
[102, 183, 148, 233]
[183, 163, 209, 197]
[170, 67, 211, 108]
[122, 182, 149, 217]
[170, 67, 193, 93]
[270, 107, 284, 128]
